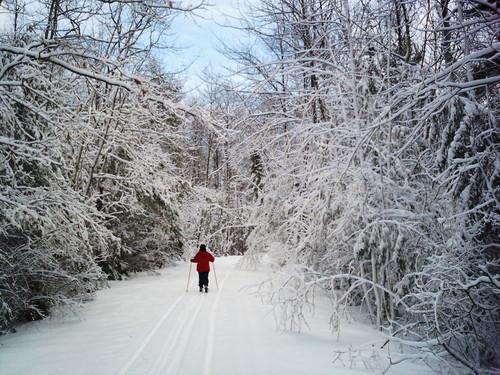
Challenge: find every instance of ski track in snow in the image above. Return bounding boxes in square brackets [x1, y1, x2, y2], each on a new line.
[0, 256, 439, 375]
[202, 268, 230, 375]
[117, 263, 231, 375]
[117, 292, 186, 375]
[152, 295, 203, 375]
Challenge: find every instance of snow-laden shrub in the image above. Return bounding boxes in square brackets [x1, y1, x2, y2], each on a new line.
[0, 181, 109, 333]
[398, 252, 500, 374]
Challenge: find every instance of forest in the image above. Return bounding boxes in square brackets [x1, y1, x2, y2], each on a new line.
[0, 0, 498, 374]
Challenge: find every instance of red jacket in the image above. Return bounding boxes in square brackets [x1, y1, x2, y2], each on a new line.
[191, 251, 215, 272]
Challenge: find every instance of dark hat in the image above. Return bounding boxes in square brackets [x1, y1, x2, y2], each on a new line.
[200, 244, 206, 251]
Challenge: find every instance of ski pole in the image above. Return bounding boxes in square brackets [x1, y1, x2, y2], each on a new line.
[186, 261, 192, 292]
[213, 262, 219, 291]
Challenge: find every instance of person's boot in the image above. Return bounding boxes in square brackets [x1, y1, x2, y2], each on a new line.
[199, 286, 203, 292]
[205, 286, 208, 293]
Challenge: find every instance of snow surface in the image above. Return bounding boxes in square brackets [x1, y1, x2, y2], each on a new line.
[0, 256, 437, 375]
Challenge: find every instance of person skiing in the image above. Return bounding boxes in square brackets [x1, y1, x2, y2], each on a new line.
[190, 244, 215, 293]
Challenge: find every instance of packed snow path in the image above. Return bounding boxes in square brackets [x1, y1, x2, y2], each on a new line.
[0, 256, 436, 375]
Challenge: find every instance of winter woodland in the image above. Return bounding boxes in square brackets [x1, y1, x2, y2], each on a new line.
[0, 0, 498, 374]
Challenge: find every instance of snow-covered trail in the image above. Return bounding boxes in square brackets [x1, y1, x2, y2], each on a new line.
[0, 256, 436, 375]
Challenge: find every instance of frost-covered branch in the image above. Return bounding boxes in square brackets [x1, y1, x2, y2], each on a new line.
[0, 44, 134, 90]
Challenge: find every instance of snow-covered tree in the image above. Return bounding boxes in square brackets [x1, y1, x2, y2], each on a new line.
[0, 0, 207, 332]
[226, 0, 499, 373]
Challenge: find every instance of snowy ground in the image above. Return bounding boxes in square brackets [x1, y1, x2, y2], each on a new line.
[0, 256, 437, 375]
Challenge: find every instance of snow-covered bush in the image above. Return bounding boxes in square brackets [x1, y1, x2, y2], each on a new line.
[233, 0, 499, 373]
[0, 130, 109, 332]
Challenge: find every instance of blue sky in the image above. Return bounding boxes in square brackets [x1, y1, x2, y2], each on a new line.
[167, 0, 246, 92]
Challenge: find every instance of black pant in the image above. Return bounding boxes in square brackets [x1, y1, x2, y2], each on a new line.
[198, 272, 209, 287]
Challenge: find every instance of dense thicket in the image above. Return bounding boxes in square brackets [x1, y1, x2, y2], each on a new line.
[210, 0, 499, 374]
[0, 0, 206, 332]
